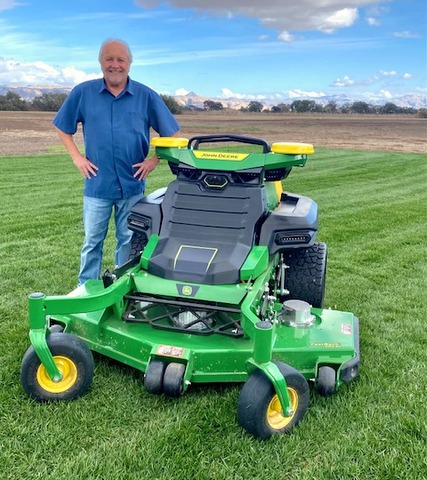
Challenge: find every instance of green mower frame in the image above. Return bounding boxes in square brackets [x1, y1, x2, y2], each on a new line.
[21, 134, 360, 439]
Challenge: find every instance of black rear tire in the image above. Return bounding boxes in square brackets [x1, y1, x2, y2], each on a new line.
[129, 232, 147, 260]
[282, 242, 327, 308]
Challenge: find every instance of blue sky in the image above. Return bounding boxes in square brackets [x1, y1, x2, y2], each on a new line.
[0, 0, 426, 103]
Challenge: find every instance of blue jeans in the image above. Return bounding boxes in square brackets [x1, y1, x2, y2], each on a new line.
[78, 193, 145, 285]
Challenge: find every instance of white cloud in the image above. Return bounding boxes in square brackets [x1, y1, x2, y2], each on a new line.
[380, 70, 396, 77]
[364, 4, 388, 26]
[286, 89, 326, 98]
[361, 89, 405, 103]
[135, 0, 388, 39]
[175, 88, 190, 95]
[0, 0, 24, 12]
[318, 8, 358, 34]
[331, 75, 355, 87]
[59, 66, 101, 85]
[221, 88, 238, 98]
[362, 75, 380, 85]
[393, 31, 421, 39]
[379, 89, 393, 99]
[0, 58, 100, 86]
[220, 88, 269, 100]
[220, 88, 255, 99]
[403, 73, 412, 79]
[332, 70, 405, 88]
[367, 17, 380, 26]
[278, 31, 294, 42]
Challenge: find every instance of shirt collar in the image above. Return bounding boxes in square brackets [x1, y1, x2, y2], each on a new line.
[99, 77, 134, 96]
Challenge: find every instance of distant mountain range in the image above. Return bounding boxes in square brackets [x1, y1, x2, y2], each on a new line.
[0, 85, 72, 100]
[173, 90, 427, 110]
[1, 85, 426, 110]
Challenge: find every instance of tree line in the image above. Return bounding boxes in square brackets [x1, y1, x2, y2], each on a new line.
[0, 91, 183, 113]
[0, 90, 425, 117]
[0, 91, 68, 111]
[208, 99, 424, 116]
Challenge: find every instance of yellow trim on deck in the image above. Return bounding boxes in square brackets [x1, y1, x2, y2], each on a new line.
[271, 142, 314, 155]
[151, 137, 189, 148]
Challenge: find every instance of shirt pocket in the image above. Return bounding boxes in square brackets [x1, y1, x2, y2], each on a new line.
[128, 111, 147, 134]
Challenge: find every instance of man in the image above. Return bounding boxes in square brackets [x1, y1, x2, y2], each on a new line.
[53, 38, 180, 285]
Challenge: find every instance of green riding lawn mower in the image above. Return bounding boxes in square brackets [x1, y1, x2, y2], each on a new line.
[20, 134, 360, 440]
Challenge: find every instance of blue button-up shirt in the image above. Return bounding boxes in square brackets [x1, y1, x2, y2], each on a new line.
[53, 78, 180, 199]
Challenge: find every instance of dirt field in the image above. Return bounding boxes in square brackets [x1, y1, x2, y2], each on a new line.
[0, 110, 425, 156]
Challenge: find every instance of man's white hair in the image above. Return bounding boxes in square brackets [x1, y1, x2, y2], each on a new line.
[98, 38, 133, 63]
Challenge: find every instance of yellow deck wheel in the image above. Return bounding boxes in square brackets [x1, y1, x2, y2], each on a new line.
[20, 332, 94, 401]
[36, 356, 78, 393]
[237, 362, 309, 439]
[266, 388, 298, 430]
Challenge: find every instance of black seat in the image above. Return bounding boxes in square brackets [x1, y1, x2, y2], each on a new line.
[147, 177, 268, 284]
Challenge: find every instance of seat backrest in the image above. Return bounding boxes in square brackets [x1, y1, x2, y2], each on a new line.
[147, 176, 268, 284]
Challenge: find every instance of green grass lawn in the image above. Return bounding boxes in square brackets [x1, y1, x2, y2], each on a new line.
[1, 147, 426, 479]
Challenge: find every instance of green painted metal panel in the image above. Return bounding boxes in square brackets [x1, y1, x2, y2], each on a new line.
[156, 147, 308, 172]
[240, 246, 269, 281]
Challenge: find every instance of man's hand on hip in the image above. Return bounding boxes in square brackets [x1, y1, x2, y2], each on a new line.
[72, 153, 98, 179]
[133, 155, 160, 181]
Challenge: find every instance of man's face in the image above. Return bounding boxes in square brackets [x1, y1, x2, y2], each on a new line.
[100, 42, 131, 89]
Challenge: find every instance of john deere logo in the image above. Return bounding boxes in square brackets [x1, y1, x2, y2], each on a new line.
[182, 285, 193, 296]
[176, 284, 200, 297]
